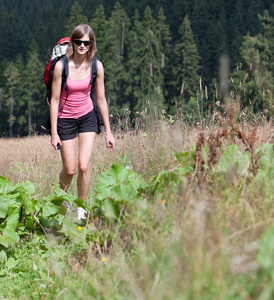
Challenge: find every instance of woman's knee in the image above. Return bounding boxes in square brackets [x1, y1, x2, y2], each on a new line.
[78, 163, 90, 175]
[63, 167, 76, 176]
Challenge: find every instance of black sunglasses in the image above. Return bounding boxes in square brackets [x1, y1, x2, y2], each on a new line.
[73, 39, 93, 46]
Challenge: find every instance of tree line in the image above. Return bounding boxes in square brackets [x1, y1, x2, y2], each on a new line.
[0, 0, 273, 137]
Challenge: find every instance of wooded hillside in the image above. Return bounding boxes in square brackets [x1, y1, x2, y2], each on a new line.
[0, 0, 273, 136]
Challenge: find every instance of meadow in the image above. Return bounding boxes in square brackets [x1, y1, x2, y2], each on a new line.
[0, 106, 273, 300]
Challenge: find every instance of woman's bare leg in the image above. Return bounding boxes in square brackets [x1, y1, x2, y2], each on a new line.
[77, 132, 96, 201]
[59, 138, 77, 192]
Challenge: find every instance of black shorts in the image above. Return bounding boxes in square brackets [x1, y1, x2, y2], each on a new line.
[57, 109, 99, 141]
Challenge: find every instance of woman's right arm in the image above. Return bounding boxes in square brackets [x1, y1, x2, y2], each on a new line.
[50, 61, 62, 150]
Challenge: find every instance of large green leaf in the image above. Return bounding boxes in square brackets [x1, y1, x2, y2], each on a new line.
[256, 143, 273, 170]
[111, 184, 138, 202]
[42, 201, 61, 217]
[15, 180, 35, 195]
[96, 187, 112, 202]
[97, 164, 147, 203]
[17, 185, 34, 214]
[99, 164, 130, 188]
[126, 171, 148, 191]
[60, 218, 87, 244]
[256, 143, 274, 183]
[216, 144, 250, 175]
[173, 144, 196, 167]
[102, 199, 120, 219]
[257, 225, 274, 280]
[0, 176, 13, 193]
[73, 198, 86, 209]
[149, 166, 192, 193]
[5, 207, 20, 231]
[0, 197, 11, 219]
[0, 250, 7, 263]
[6, 257, 18, 270]
[0, 231, 20, 247]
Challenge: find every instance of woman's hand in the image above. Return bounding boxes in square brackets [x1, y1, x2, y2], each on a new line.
[105, 132, 115, 151]
[51, 134, 62, 151]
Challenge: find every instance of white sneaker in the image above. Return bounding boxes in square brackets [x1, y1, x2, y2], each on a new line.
[77, 207, 87, 220]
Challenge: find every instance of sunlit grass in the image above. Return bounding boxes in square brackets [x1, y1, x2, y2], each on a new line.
[0, 109, 273, 299]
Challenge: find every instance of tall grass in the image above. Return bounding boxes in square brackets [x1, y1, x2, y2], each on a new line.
[0, 107, 273, 299]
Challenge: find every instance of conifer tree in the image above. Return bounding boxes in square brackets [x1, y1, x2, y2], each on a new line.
[156, 7, 172, 105]
[230, 10, 274, 114]
[21, 40, 44, 135]
[90, 5, 108, 63]
[14, 54, 30, 136]
[4, 62, 20, 137]
[191, 0, 227, 83]
[259, 10, 274, 74]
[65, 1, 88, 36]
[156, 7, 172, 68]
[104, 2, 130, 112]
[231, 28, 274, 113]
[174, 15, 200, 105]
[126, 9, 144, 111]
[134, 6, 164, 112]
[225, 0, 244, 66]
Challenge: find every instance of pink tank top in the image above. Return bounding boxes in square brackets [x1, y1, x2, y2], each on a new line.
[58, 75, 94, 118]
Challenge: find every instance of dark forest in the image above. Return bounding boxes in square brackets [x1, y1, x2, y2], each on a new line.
[0, 0, 273, 136]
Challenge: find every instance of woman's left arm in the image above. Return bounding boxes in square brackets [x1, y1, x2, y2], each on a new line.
[95, 60, 115, 151]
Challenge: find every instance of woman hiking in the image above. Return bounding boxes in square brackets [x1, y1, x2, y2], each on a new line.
[50, 24, 115, 220]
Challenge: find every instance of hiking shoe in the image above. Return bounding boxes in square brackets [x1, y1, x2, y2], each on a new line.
[77, 207, 87, 220]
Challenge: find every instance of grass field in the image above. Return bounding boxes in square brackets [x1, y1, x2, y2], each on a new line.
[0, 109, 273, 299]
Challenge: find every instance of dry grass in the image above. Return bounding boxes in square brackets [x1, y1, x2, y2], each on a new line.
[0, 114, 273, 299]
[0, 116, 272, 189]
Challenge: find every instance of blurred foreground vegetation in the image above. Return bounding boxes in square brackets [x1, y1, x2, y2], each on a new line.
[0, 106, 273, 299]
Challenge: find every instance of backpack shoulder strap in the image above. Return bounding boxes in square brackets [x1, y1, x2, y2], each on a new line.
[60, 56, 69, 92]
[58, 56, 69, 113]
[89, 56, 98, 91]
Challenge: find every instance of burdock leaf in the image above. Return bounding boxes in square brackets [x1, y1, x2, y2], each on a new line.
[257, 225, 274, 280]
[6, 257, 18, 269]
[42, 202, 60, 217]
[102, 199, 120, 219]
[99, 164, 129, 189]
[5, 208, 20, 231]
[217, 145, 250, 175]
[0, 197, 10, 218]
[60, 218, 87, 244]
[0, 231, 20, 247]
[15, 180, 35, 195]
[0, 176, 13, 194]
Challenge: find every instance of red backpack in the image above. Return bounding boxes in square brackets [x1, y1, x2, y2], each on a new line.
[42, 37, 70, 105]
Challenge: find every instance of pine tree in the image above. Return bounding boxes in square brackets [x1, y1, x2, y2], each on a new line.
[21, 40, 44, 135]
[134, 6, 164, 112]
[4, 62, 20, 137]
[65, 1, 88, 36]
[90, 5, 108, 63]
[104, 2, 130, 112]
[156, 7, 172, 67]
[225, 0, 244, 67]
[191, 0, 227, 83]
[126, 9, 143, 111]
[174, 15, 200, 104]
[231, 28, 274, 113]
[259, 10, 274, 74]
[156, 7, 172, 105]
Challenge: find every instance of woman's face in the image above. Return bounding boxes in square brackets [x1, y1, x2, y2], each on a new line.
[73, 34, 92, 56]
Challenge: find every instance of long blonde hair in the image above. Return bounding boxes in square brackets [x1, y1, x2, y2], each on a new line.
[67, 24, 97, 62]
